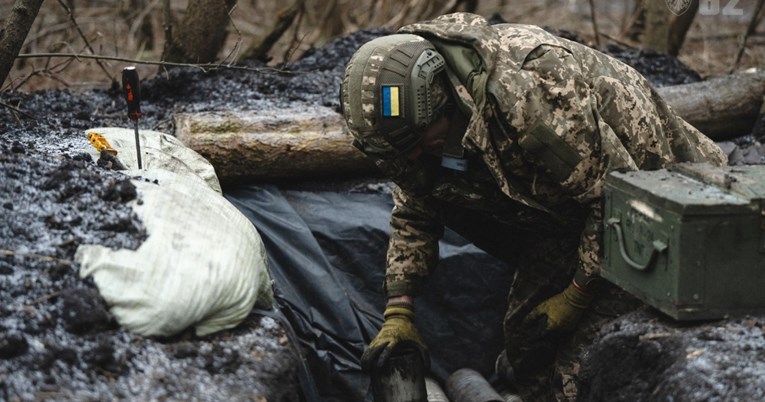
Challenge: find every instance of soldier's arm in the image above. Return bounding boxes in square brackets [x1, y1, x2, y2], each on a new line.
[385, 186, 445, 298]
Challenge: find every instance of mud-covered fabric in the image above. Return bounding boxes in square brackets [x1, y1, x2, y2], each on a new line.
[379, 13, 727, 297]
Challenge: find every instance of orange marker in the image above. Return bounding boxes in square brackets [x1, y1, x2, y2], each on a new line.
[86, 132, 118, 156]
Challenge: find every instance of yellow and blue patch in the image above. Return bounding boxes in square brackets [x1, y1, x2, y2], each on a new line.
[381, 86, 400, 117]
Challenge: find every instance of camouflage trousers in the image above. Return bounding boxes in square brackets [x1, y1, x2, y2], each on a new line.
[428, 199, 584, 354]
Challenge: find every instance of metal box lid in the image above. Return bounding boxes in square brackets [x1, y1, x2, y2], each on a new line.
[603, 163, 765, 320]
[607, 168, 752, 216]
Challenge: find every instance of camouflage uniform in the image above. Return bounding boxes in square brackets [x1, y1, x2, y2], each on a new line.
[379, 13, 727, 298]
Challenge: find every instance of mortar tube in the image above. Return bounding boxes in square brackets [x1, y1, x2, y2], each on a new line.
[500, 392, 524, 402]
[426, 377, 450, 402]
[371, 348, 427, 402]
[445, 368, 505, 402]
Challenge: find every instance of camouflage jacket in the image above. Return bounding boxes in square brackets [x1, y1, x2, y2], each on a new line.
[383, 13, 727, 298]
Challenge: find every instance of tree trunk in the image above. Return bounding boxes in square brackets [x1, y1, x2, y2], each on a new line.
[174, 72, 764, 183]
[0, 0, 44, 88]
[626, 0, 698, 55]
[657, 70, 765, 141]
[174, 106, 376, 183]
[162, 0, 237, 64]
[643, 0, 670, 52]
[667, 0, 699, 56]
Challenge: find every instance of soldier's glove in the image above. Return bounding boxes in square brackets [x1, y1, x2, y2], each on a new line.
[503, 282, 593, 380]
[526, 281, 593, 334]
[361, 303, 429, 371]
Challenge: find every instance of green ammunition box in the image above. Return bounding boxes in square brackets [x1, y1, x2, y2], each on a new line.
[602, 163, 765, 320]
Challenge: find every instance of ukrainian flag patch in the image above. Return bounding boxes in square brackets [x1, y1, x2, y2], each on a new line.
[381, 86, 400, 117]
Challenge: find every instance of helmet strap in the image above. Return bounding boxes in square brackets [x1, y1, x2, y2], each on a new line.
[440, 104, 470, 172]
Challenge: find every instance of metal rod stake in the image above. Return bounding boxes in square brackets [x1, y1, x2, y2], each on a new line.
[134, 121, 142, 169]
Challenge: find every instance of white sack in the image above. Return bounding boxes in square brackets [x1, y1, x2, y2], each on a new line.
[85, 127, 222, 194]
[76, 128, 273, 337]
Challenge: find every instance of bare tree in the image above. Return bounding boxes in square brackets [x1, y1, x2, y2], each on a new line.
[0, 0, 44, 88]
[644, 0, 670, 52]
[242, 0, 305, 62]
[162, 0, 238, 64]
[626, 0, 699, 56]
[667, 0, 699, 56]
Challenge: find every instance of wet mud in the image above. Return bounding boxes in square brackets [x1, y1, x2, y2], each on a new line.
[1, 23, 764, 402]
[577, 309, 765, 401]
[0, 122, 297, 400]
[0, 27, 391, 402]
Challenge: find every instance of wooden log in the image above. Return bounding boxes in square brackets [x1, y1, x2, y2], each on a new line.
[174, 106, 376, 183]
[657, 70, 765, 141]
[175, 71, 764, 182]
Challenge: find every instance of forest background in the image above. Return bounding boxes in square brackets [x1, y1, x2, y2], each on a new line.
[0, 0, 763, 93]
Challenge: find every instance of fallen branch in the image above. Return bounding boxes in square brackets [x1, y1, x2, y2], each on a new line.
[658, 70, 765, 140]
[27, 291, 61, 306]
[221, 3, 244, 66]
[56, 0, 115, 83]
[14, 52, 298, 74]
[174, 107, 376, 182]
[730, 0, 765, 73]
[243, 0, 303, 62]
[0, 100, 36, 119]
[0, 249, 73, 266]
[175, 72, 765, 183]
[599, 32, 638, 48]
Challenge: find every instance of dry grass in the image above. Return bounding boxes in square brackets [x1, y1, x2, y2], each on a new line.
[2, 0, 762, 92]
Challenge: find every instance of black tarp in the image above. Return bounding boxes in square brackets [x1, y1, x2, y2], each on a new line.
[226, 184, 514, 401]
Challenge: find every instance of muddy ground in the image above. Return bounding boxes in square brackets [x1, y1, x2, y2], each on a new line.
[0, 28, 388, 402]
[2, 22, 765, 402]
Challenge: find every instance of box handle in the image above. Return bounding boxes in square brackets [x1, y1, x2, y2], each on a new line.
[606, 218, 668, 272]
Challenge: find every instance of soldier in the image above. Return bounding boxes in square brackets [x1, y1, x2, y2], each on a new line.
[340, 12, 727, 381]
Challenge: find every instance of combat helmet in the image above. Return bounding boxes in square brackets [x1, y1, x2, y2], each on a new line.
[341, 34, 448, 160]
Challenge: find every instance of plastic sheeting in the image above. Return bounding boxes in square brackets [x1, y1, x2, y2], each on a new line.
[226, 185, 515, 402]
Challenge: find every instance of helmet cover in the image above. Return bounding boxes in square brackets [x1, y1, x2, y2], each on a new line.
[341, 34, 447, 160]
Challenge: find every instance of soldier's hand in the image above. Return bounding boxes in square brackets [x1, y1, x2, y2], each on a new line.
[503, 281, 593, 379]
[526, 281, 593, 334]
[361, 303, 428, 371]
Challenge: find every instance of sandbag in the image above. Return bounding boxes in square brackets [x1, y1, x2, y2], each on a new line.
[85, 127, 222, 193]
[75, 128, 273, 337]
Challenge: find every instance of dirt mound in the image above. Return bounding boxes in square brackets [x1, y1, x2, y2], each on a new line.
[0, 125, 298, 401]
[542, 25, 702, 87]
[0, 28, 390, 402]
[577, 310, 765, 401]
[602, 45, 702, 87]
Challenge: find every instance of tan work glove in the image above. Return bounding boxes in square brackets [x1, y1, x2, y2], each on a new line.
[361, 303, 429, 371]
[503, 281, 594, 379]
[526, 281, 593, 334]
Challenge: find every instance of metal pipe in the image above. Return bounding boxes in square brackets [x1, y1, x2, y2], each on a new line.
[445, 368, 504, 402]
[501, 393, 523, 402]
[426, 377, 450, 402]
[371, 349, 427, 402]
